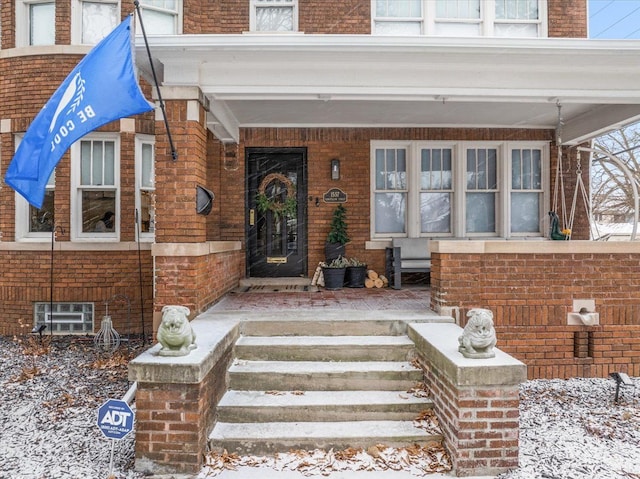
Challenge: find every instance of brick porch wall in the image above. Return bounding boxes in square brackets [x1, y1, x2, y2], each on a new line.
[430, 241, 640, 380]
[409, 323, 526, 477]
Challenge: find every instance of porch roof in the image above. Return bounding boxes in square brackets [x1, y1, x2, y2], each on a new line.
[135, 34, 640, 144]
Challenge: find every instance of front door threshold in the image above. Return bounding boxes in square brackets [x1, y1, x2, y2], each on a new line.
[240, 277, 312, 287]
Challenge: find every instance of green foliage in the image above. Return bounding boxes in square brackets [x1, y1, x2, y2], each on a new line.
[346, 257, 367, 267]
[327, 204, 350, 245]
[256, 192, 297, 222]
[320, 255, 349, 268]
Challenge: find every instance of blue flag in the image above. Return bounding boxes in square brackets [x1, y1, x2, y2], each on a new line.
[5, 15, 154, 208]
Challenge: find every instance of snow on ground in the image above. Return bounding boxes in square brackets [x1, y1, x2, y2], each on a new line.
[1, 335, 639, 479]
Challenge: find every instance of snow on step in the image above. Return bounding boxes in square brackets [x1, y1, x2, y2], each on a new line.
[228, 360, 422, 391]
[217, 390, 433, 422]
[235, 335, 415, 361]
[209, 420, 442, 455]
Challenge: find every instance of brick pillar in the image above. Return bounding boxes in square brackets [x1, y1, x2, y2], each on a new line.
[409, 323, 527, 477]
[153, 86, 212, 320]
[154, 87, 208, 244]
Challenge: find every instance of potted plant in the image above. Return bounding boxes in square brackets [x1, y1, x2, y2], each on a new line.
[344, 257, 368, 288]
[320, 256, 349, 290]
[325, 204, 349, 261]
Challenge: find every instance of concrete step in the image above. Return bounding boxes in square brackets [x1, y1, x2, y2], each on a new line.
[228, 360, 423, 391]
[234, 335, 415, 361]
[217, 390, 433, 422]
[209, 420, 442, 455]
[237, 310, 451, 337]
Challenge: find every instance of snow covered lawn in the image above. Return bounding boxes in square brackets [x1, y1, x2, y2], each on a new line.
[1, 336, 638, 479]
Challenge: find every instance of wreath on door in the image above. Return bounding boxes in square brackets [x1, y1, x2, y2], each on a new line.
[256, 173, 297, 220]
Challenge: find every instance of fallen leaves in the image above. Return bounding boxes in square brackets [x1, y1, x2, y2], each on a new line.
[203, 444, 452, 477]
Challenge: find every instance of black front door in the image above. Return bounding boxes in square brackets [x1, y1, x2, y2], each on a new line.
[247, 148, 307, 277]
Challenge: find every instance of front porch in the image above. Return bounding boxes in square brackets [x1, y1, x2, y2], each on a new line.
[130, 282, 525, 477]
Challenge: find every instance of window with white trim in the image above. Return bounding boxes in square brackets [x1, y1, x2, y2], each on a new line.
[16, 0, 56, 46]
[136, 136, 155, 239]
[34, 302, 94, 334]
[372, 0, 546, 37]
[14, 134, 56, 241]
[371, 141, 548, 239]
[420, 147, 452, 234]
[136, 0, 182, 34]
[71, 0, 119, 45]
[465, 147, 498, 234]
[250, 0, 298, 32]
[373, 145, 407, 234]
[510, 147, 543, 233]
[71, 135, 120, 240]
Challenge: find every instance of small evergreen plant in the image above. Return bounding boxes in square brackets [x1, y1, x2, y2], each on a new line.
[327, 204, 350, 245]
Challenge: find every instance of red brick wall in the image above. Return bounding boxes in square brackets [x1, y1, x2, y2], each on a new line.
[154, 100, 208, 244]
[548, 0, 587, 38]
[180, 0, 584, 37]
[421, 359, 520, 475]
[431, 249, 640, 379]
[154, 250, 244, 316]
[0, 249, 154, 336]
[241, 127, 559, 275]
[135, 346, 233, 473]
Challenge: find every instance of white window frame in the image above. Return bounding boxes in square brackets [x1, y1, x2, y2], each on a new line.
[135, 135, 155, 241]
[250, 0, 299, 32]
[370, 140, 549, 240]
[14, 133, 56, 242]
[506, 142, 549, 237]
[371, 141, 411, 237]
[372, 0, 547, 37]
[135, 0, 183, 35]
[71, 0, 121, 45]
[414, 142, 456, 236]
[70, 133, 120, 241]
[460, 142, 502, 237]
[16, 0, 56, 47]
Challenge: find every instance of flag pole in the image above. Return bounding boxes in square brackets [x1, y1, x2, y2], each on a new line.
[133, 2, 178, 162]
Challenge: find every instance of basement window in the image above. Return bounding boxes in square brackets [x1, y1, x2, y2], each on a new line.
[34, 302, 94, 334]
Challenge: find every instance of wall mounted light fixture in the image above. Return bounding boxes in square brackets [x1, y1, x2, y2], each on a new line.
[331, 159, 340, 180]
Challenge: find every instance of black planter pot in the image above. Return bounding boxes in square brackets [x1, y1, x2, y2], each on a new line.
[344, 266, 367, 288]
[325, 242, 346, 262]
[322, 267, 346, 290]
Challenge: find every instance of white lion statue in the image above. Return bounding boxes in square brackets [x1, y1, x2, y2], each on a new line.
[157, 305, 197, 357]
[458, 308, 497, 359]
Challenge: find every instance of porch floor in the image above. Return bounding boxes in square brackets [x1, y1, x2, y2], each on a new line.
[210, 282, 432, 312]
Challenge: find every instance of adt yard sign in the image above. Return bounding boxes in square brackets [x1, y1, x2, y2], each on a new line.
[97, 399, 134, 440]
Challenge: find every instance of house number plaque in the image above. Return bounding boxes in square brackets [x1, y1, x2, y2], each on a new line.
[323, 188, 347, 203]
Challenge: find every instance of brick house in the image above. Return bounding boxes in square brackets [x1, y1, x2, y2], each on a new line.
[1, 0, 640, 379]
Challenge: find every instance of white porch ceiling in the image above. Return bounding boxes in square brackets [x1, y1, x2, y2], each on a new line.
[135, 34, 640, 144]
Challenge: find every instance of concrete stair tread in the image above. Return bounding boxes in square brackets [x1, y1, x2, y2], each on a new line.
[229, 360, 420, 374]
[218, 390, 432, 408]
[210, 420, 441, 441]
[236, 336, 415, 347]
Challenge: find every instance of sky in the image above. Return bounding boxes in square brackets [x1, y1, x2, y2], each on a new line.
[589, 0, 640, 38]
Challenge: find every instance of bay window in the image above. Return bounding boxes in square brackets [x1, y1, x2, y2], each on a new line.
[372, 141, 548, 239]
[71, 135, 119, 240]
[72, 0, 119, 45]
[16, 1, 56, 47]
[14, 134, 56, 241]
[136, 136, 156, 239]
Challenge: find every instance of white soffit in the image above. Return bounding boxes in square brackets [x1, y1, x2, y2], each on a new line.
[136, 35, 640, 144]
